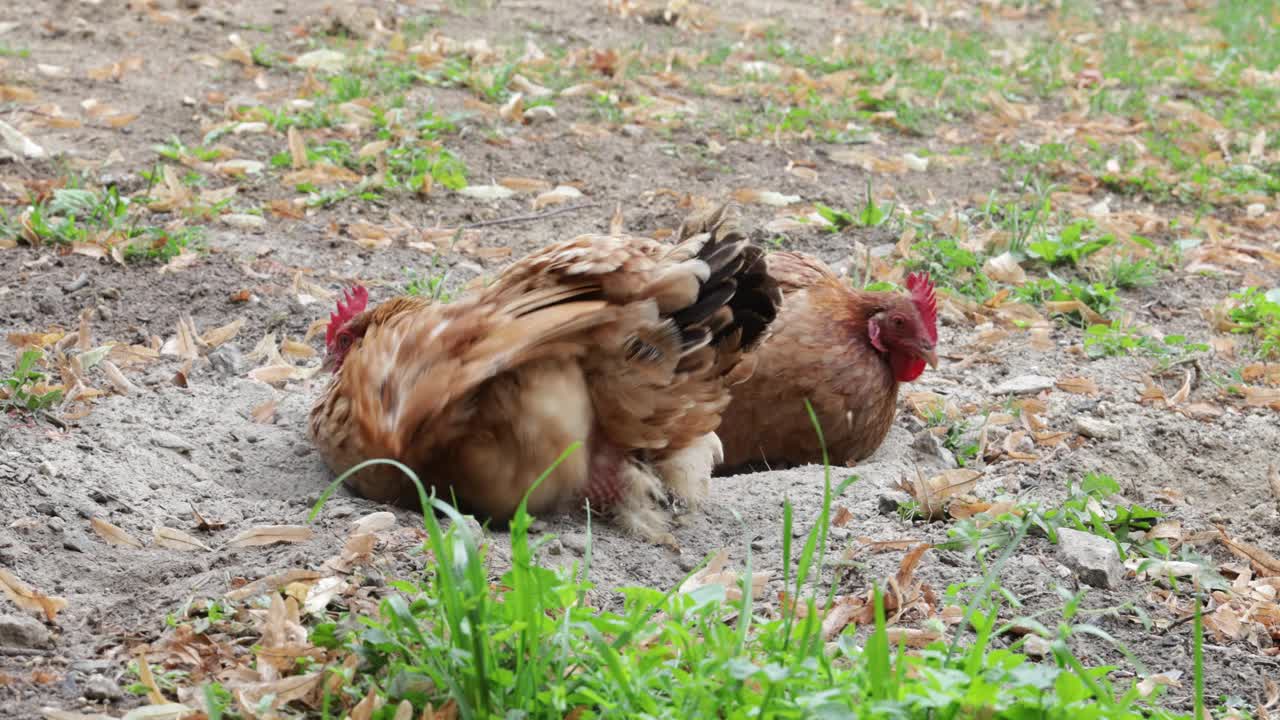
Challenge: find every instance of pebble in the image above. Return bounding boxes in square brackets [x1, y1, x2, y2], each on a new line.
[560, 532, 588, 555]
[1055, 527, 1124, 589]
[150, 431, 195, 454]
[63, 535, 92, 553]
[208, 344, 246, 375]
[1074, 416, 1122, 441]
[993, 375, 1055, 396]
[0, 613, 52, 649]
[83, 673, 124, 702]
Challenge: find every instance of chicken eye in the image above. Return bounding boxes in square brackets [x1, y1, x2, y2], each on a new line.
[337, 333, 352, 350]
[892, 316, 906, 328]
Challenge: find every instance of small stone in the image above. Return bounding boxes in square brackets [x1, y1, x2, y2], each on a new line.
[63, 535, 91, 553]
[150, 431, 195, 454]
[208, 344, 246, 376]
[83, 673, 124, 702]
[38, 460, 58, 478]
[676, 554, 699, 572]
[544, 539, 563, 556]
[0, 613, 52, 649]
[1056, 527, 1125, 589]
[1074, 416, 1122, 440]
[912, 430, 957, 467]
[993, 375, 1055, 396]
[1022, 635, 1052, 658]
[35, 502, 58, 516]
[877, 488, 913, 516]
[47, 516, 65, 532]
[560, 533, 588, 555]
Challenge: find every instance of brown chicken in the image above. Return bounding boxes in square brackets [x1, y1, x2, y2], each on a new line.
[716, 252, 938, 470]
[308, 204, 780, 540]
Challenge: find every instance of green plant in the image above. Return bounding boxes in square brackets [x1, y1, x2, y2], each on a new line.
[403, 258, 453, 302]
[1014, 275, 1118, 326]
[1027, 220, 1114, 267]
[1227, 286, 1280, 359]
[1, 348, 63, 415]
[814, 191, 895, 232]
[1083, 322, 1209, 361]
[907, 236, 992, 300]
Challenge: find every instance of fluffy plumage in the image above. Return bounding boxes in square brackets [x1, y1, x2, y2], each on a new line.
[716, 253, 938, 470]
[308, 204, 781, 540]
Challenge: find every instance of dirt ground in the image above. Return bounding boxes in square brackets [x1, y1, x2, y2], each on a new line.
[1, 0, 1279, 717]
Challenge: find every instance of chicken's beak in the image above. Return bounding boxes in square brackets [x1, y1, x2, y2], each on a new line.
[920, 345, 939, 370]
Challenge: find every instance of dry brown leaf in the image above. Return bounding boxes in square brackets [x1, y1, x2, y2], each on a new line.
[856, 538, 923, 553]
[91, 517, 143, 548]
[1056, 376, 1099, 395]
[678, 549, 768, 602]
[281, 338, 316, 360]
[533, 185, 583, 209]
[497, 176, 552, 193]
[0, 568, 68, 622]
[608, 203, 624, 236]
[1168, 370, 1192, 407]
[351, 511, 397, 535]
[983, 252, 1026, 284]
[730, 188, 800, 207]
[899, 469, 981, 521]
[819, 595, 870, 640]
[832, 505, 854, 527]
[99, 359, 137, 395]
[250, 398, 278, 424]
[133, 650, 167, 705]
[227, 525, 314, 548]
[225, 569, 323, 601]
[886, 627, 942, 648]
[1217, 526, 1280, 577]
[1242, 385, 1280, 408]
[200, 317, 244, 349]
[152, 527, 211, 552]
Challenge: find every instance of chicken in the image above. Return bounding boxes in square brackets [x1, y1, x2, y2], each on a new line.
[308, 204, 781, 540]
[715, 251, 938, 470]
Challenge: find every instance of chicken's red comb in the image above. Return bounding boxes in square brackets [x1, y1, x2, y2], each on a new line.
[325, 285, 369, 349]
[906, 272, 938, 344]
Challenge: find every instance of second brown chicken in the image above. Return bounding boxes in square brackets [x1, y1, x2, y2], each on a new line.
[715, 251, 939, 471]
[308, 204, 781, 542]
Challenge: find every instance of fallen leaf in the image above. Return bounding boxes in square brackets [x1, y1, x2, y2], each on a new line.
[91, 517, 143, 548]
[0, 568, 68, 622]
[225, 569, 324, 601]
[457, 184, 514, 201]
[533, 185, 583, 209]
[200, 317, 244, 348]
[983, 252, 1026, 284]
[1217, 526, 1280, 577]
[497, 176, 552, 193]
[251, 398, 278, 424]
[678, 549, 768, 603]
[730, 188, 800, 207]
[1056, 376, 1099, 395]
[898, 469, 981, 521]
[227, 525, 314, 548]
[153, 527, 211, 552]
[351, 511, 397, 535]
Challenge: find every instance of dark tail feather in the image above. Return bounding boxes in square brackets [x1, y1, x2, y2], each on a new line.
[673, 203, 782, 357]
